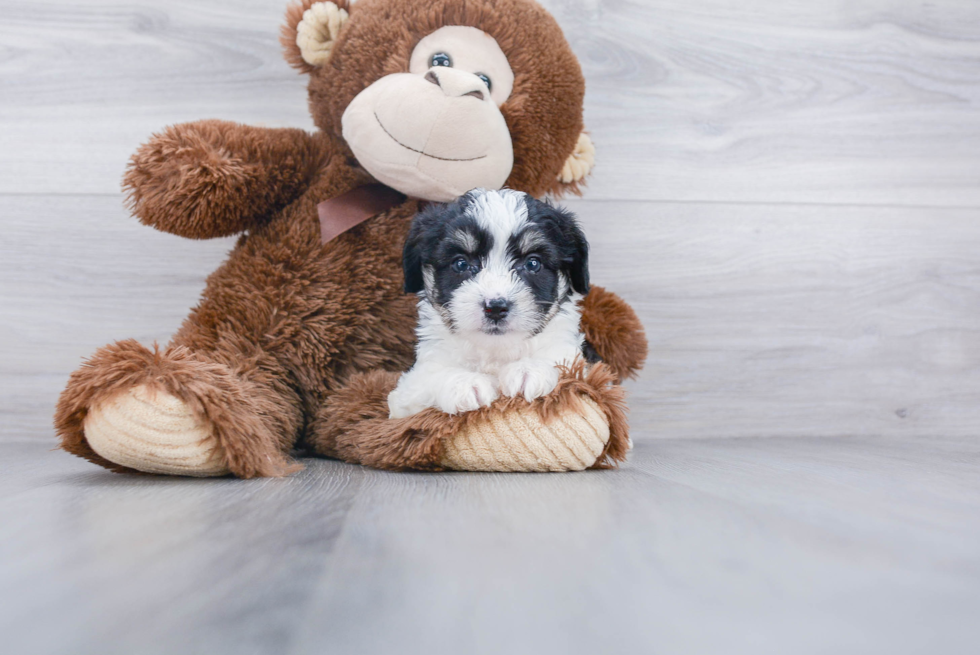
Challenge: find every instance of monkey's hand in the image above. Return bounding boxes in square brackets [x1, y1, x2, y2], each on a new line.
[124, 120, 327, 239]
[579, 286, 648, 382]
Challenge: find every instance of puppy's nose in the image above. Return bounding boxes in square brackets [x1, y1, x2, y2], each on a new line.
[483, 298, 511, 322]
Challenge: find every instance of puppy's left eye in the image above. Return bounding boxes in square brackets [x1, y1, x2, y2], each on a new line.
[523, 256, 542, 273]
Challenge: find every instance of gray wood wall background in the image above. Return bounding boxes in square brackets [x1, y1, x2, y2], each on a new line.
[2, 0, 979, 442]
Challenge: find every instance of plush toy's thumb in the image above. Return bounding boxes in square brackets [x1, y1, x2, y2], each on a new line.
[282, 1, 350, 72]
[558, 132, 596, 184]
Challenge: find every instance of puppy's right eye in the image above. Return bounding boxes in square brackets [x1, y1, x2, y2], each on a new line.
[452, 257, 470, 273]
[524, 256, 542, 273]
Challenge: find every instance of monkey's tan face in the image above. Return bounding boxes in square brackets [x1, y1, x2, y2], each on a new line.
[341, 26, 515, 202]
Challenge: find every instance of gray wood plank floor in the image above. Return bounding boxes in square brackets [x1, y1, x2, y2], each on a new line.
[2, 0, 979, 652]
[2, 437, 978, 655]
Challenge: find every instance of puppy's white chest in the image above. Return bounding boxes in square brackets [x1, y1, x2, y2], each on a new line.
[445, 333, 537, 375]
[387, 301, 584, 419]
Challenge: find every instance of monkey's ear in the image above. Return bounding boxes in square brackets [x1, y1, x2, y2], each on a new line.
[281, 1, 350, 73]
[556, 132, 596, 190]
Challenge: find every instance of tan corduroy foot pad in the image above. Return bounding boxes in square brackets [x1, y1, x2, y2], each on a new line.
[84, 384, 230, 477]
[440, 395, 612, 472]
[311, 361, 630, 472]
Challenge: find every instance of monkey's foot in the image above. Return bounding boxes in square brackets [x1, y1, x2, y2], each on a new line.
[56, 340, 300, 478]
[84, 383, 229, 477]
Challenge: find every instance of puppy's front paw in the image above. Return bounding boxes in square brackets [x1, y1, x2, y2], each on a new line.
[438, 372, 499, 415]
[499, 360, 561, 402]
[387, 387, 422, 419]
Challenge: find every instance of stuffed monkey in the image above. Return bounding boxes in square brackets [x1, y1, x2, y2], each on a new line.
[55, 0, 647, 477]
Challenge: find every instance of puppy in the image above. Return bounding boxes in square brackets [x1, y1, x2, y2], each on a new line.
[388, 188, 590, 418]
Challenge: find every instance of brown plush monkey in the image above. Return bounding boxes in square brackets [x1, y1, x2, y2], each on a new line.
[54, 0, 647, 477]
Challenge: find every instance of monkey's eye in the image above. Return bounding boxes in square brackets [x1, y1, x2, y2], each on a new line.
[430, 52, 452, 68]
[452, 256, 472, 273]
[523, 256, 542, 273]
[475, 73, 492, 91]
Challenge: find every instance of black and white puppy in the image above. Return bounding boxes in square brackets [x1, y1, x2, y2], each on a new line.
[388, 188, 590, 418]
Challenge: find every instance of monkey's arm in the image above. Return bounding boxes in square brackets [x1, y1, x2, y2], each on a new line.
[123, 120, 328, 239]
[579, 286, 648, 382]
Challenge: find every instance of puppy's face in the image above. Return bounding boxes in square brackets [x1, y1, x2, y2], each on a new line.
[404, 189, 589, 336]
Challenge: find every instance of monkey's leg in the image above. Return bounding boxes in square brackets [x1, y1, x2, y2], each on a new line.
[55, 339, 303, 478]
[305, 370, 446, 471]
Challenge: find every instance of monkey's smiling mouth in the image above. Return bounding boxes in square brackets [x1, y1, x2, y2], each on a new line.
[374, 113, 487, 162]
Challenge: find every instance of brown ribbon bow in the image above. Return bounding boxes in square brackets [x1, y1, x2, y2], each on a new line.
[317, 184, 407, 245]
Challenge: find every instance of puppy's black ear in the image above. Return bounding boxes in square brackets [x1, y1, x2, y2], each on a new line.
[402, 203, 442, 294]
[554, 206, 590, 295]
[402, 218, 427, 294]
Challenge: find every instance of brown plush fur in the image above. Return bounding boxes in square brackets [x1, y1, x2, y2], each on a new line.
[54, 0, 647, 477]
[56, 341, 300, 477]
[124, 121, 329, 240]
[311, 361, 630, 471]
[580, 287, 649, 382]
[285, 0, 587, 198]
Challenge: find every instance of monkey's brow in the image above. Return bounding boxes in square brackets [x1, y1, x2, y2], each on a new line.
[448, 229, 479, 253]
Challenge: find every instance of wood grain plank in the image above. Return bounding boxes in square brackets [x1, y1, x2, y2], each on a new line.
[291, 436, 980, 654]
[3, 437, 978, 655]
[558, 0, 980, 205]
[0, 0, 314, 197]
[1, 0, 979, 205]
[3, 194, 979, 442]
[564, 197, 980, 438]
[0, 194, 235, 440]
[0, 441, 364, 655]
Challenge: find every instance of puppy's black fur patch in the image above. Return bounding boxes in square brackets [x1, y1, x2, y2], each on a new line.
[404, 191, 589, 296]
[402, 189, 592, 341]
[509, 198, 590, 307]
[403, 194, 476, 296]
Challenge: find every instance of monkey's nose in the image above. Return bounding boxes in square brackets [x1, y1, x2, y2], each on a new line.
[424, 69, 486, 101]
[483, 298, 511, 322]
